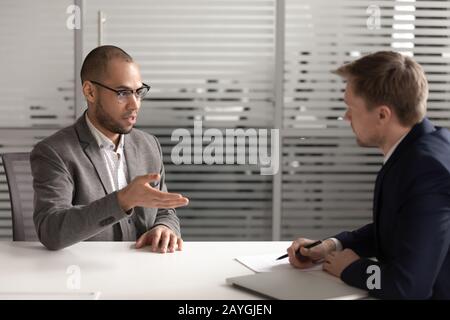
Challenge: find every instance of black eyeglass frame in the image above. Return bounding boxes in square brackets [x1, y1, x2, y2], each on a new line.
[89, 80, 151, 101]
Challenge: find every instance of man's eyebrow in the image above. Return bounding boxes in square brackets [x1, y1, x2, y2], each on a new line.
[115, 85, 133, 90]
[115, 84, 143, 90]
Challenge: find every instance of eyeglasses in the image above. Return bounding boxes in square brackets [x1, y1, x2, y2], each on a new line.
[90, 80, 151, 102]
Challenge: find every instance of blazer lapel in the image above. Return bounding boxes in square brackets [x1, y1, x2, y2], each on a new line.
[372, 118, 436, 256]
[122, 132, 141, 241]
[124, 133, 141, 181]
[74, 113, 113, 195]
[372, 163, 388, 256]
[374, 117, 436, 204]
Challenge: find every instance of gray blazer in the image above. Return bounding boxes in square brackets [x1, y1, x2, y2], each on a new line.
[30, 113, 180, 250]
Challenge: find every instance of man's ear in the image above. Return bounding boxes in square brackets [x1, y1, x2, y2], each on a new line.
[82, 81, 96, 103]
[378, 105, 392, 123]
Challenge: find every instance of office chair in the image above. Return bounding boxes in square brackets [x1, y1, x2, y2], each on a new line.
[1, 152, 38, 241]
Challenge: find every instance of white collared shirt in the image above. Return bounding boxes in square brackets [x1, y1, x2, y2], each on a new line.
[85, 113, 129, 191]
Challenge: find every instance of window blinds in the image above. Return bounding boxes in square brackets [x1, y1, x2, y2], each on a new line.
[1, 0, 449, 241]
[282, 0, 450, 240]
[0, 0, 74, 239]
[82, 0, 276, 240]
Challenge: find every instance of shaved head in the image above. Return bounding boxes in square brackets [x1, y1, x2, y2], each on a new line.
[80, 45, 133, 84]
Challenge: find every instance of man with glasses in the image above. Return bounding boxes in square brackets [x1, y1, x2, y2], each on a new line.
[30, 45, 189, 251]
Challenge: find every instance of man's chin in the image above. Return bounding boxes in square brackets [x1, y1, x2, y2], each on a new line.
[114, 126, 133, 135]
[356, 138, 376, 148]
[122, 127, 133, 134]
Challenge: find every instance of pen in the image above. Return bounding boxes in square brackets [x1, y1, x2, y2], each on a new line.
[276, 240, 322, 261]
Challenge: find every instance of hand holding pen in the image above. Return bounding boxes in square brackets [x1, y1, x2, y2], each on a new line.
[282, 238, 336, 269]
[276, 240, 322, 261]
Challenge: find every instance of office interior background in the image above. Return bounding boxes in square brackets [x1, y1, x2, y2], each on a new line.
[0, 0, 449, 242]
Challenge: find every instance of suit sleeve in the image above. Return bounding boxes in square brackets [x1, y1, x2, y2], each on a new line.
[149, 135, 181, 237]
[31, 142, 130, 250]
[333, 223, 376, 258]
[340, 163, 450, 299]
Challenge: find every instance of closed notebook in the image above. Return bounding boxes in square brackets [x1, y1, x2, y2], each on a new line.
[226, 269, 368, 300]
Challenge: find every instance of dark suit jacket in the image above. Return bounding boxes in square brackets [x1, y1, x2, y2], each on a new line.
[334, 118, 450, 299]
[31, 113, 180, 250]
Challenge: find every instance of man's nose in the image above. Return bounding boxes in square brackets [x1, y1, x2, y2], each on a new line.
[127, 94, 140, 110]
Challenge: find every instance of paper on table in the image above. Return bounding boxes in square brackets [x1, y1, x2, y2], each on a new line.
[235, 253, 323, 273]
[0, 291, 101, 300]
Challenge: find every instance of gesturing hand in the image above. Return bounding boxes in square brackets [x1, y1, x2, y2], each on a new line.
[117, 173, 189, 211]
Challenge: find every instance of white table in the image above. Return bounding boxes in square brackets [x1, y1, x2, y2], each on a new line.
[0, 241, 295, 300]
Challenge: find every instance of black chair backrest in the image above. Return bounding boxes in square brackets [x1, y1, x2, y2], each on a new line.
[1, 153, 38, 241]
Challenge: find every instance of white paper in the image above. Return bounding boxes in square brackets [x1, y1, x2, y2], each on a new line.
[235, 253, 323, 273]
[0, 291, 101, 300]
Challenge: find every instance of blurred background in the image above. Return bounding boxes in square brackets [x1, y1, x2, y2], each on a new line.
[1, 0, 449, 241]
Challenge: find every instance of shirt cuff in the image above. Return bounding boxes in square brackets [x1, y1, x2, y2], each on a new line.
[327, 237, 343, 251]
